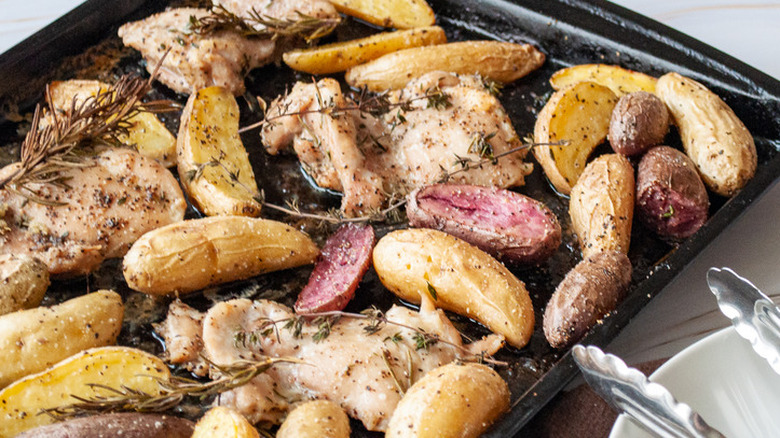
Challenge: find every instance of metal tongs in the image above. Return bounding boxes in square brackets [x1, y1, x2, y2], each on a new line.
[572, 345, 725, 438]
[707, 267, 780, 375]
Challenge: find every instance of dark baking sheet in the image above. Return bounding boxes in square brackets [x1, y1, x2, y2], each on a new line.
[1, 0, 779, 436]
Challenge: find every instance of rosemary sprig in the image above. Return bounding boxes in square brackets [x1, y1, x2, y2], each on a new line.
[188, 5, 340, 43]
[0, 65, 173, 198]
[40, 357, 300, 420]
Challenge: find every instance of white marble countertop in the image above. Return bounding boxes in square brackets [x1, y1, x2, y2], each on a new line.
[2, 0, 780, 419]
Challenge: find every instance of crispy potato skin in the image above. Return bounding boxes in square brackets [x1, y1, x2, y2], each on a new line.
[569, 154, 635, 258]
[0, 255, 49, 316]
[608, 91, 669, 156]
[192, 406, 259, 438]
[277, 400, 351, 438]
[533, 81, 618, 195]
[345, 41, 545, 91]
[123, 216, 319, 295]
[0, 347, 170, 437]
[16, 413, 194, 438]
[284, 26, 446, 74]
[656, 72, 756, 196]
[549, 63, 657, 95]
[406, 184, 561, 264]
[385, 363, 509, 438]
[637, 146, 709, 240]
[373, 228, 534, 348]
[177, 86, 262, 217]
[0, 290, 123, 388]
[543, 250, 632, 349]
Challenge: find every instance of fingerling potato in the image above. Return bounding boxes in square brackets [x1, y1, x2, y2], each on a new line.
[550, 63, 657, 95]
[656, 72, 756, 196]
[373, 228, 534, 348]
[385, 363, 509, 438]
[329, 0, 435, 29]
[608, 91, 670, 156]
[569, 154, 634, 258]
[277, 400, 351, 438]
[345, 41, 545, 91]
[0, 290, 123, 388]
[0, 346, 170, 437]
[192, 406, 259, 438]
[0, 254, 49, 316]
[123, 216, 319, 295]
[16, 413, 194, 438]
[284, 26, 446, 74]
[533, 81, 618, 195]
[178, 86, 262, 217]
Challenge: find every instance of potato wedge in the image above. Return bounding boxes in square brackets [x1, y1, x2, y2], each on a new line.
[284, 26, 446, 75]
[569, 154, 635, 258]
[656, 72, 756, 196]
[177, 86, 262, 217]
[0, 346, 170, 437]
[373, 228, 534, 348]
[48, 80, 177, 167]
[0, 254, 49, 316]
[345, 41, 545, 91]
[386, 363, 509, 438]
[192, 407, 258, 438]
[550, 64, 658, 96]
[533, 81, 618, 195]
[123, 216, 319, 295]
[329, 0, 435, 29]
[277, 400, 351, 438]
[0, 290, 123, 388]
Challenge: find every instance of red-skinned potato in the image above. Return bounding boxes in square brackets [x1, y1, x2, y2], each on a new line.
[16, 413, 194, 438]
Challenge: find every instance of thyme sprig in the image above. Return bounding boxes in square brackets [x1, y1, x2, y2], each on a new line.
[39, 357, 300, 420]
[188, 5, 340, 43]
[0, 64, 174, 202]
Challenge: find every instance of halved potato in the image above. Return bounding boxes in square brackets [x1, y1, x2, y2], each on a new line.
[533, 81, 618, 195]
[550, 64, 657, 96]
[329, 0, 435, 29]
[0, 346, 170, 437]
[177, 86, 262, 217]
[345, 40, 545, 91]
[283, 26, 446, 74]
[48, 80, 177, 167]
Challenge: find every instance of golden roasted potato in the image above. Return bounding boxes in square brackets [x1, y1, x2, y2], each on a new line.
[550, 64, 658, 96]
[533, 81, 618, 195]
[177, 86, 262, 217]
[0, 346, 170, 437]
[283, 26, 446, 74]
[373, 228, 534, 348]
[277, 400, 351, 438]
[569, 154, 635, 258]
[385, 363, 509, 438]
[329, 0, 435, 29]
[345, 41, 545, 91]
[47, 80, 177, 167]
[656, 72, 756, 196]
[0, 290, 124, 388]
[0, 254, 49, 316]
[123, 216, 319, 295]
[192, 407, 258, 438]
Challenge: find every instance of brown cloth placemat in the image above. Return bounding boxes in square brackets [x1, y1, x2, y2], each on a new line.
[519, 359, 667, 437]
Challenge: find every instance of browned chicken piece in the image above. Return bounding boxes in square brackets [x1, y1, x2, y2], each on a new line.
[262, 72, 533, 216]
[159, 298, 503, 431]
[118, 8, 275, 95]
[214, 0, 338, 29]
[0, 147, 186, 276]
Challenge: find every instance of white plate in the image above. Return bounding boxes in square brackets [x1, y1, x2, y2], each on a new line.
[609, 327, 780, 438]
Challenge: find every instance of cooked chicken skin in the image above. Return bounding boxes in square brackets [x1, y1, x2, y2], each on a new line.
[214, 0, 338, 29]
[159, 298, 503, 431]
[262, 72, 533, 216]
[118, 8, 275, 95]
[0, 147, 186, 276]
